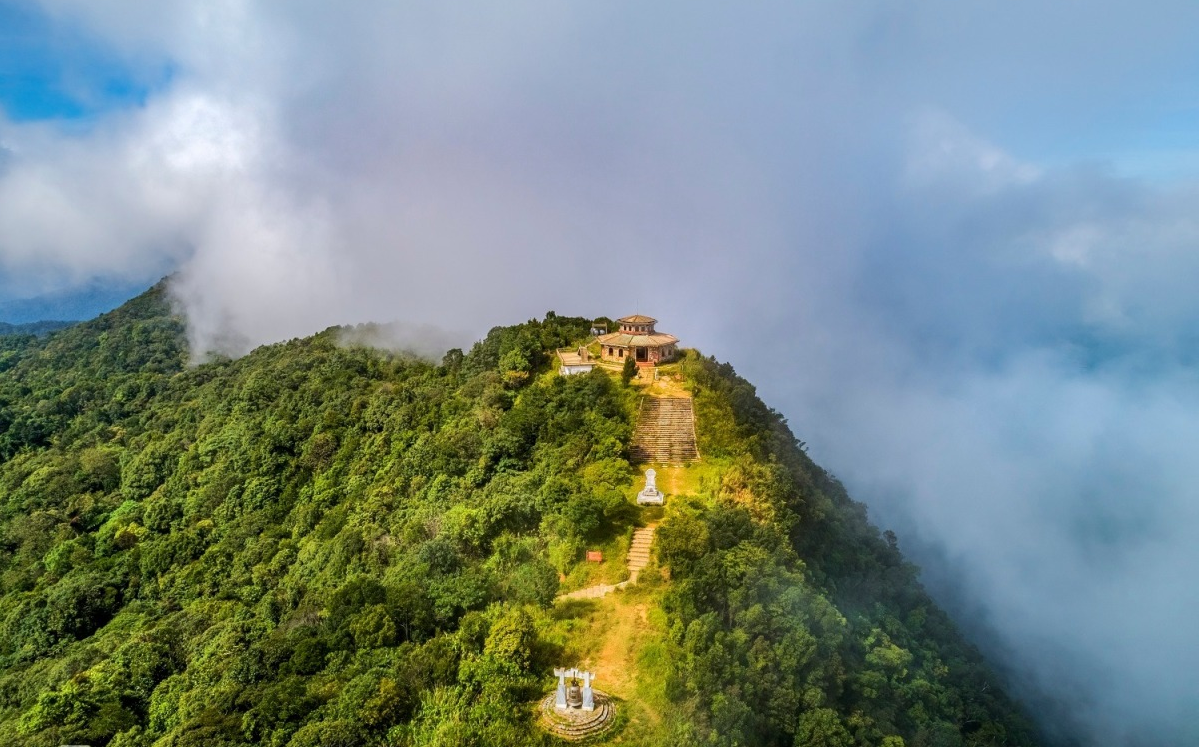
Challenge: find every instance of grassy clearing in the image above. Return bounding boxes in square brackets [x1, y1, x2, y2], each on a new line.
[540, 582, 676, 745]
[628, 460, 727, 504]
[558, 529, 634, 592]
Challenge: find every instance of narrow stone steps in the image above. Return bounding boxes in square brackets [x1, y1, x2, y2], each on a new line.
[627, 526, 656, 583]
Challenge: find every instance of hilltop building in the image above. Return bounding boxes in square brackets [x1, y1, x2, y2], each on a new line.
[596, 315, 679, 365]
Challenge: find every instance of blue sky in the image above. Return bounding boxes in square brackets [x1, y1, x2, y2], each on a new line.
[0, 1, 170, 319]
[0, 2, 167, 122]
[2, 2, 1199, 743]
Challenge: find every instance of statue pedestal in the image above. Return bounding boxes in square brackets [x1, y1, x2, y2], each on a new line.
[636, 468, 664, 506]
[539, 689, 615, 740]
[636, 487, 663, 505]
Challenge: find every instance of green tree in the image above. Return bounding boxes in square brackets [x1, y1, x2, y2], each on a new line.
[794, 708, 853, 747]
[621, 355, 637, 384]
[351, 604, 398, 649]
[483, 607, 537, 673]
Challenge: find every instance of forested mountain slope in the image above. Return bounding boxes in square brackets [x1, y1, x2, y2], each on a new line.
[0, 284, 1040, 746]
[0, 321, 76, 338]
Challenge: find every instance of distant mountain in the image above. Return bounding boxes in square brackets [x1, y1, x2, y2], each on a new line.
[0, 283, 1044, 747]
[0, 277, 156, 324]
[0, 319, 76, 337]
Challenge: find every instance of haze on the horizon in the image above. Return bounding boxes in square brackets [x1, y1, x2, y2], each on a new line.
[3, 2, 1199, 744]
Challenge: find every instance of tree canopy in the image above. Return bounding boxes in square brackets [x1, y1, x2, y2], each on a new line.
[0, 284, 1040, 746]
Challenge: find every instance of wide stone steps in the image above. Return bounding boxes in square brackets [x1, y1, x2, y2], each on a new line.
[630, 396, 699, 463]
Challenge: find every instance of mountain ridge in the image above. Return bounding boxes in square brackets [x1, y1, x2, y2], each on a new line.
[0, 284, 1043, 746]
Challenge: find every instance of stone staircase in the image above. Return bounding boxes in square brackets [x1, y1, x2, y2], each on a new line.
[630, 396, 699, 463]
[626, 525, 655, 583]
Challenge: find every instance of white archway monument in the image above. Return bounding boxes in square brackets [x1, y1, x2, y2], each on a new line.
[552, 667, 597, 712]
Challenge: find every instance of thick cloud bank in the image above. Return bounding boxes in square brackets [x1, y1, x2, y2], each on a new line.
[3, 1, 1199, 743]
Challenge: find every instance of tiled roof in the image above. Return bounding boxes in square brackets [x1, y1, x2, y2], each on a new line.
[617, 314, 657, 324]
[595, 332, 678, 347]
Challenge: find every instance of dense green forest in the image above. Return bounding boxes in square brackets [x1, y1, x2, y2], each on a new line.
[0, 320, 76, 338]
[0, 283, 1040, 746]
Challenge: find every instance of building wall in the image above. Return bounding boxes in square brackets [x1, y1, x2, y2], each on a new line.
[559, 364, 596, 376]
[600, 345, 625, 362]
[619, 323, 656, 334]
[600, 344, 677, 364]
[648, 346, 676, 363]
[601, 345, 626, 363]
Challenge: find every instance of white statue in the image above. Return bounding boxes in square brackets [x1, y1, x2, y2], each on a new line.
[637, 468, 663, 505]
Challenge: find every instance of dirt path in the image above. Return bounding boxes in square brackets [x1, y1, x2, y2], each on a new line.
[660, 466, 684, 496]
[646, 373, 689, 398]
[586, 596, 655, 706]
[551, 585, 664, 727]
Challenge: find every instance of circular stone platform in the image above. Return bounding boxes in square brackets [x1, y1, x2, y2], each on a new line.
[538, 690, 617, 741]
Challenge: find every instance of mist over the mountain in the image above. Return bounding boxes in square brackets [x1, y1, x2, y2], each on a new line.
[3, 2, 1199, 743]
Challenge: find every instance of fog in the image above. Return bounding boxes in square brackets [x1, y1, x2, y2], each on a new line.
[3, 2, 1199, 743]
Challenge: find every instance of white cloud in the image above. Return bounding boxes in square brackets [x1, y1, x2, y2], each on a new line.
[5, 2, 1199, 743]
[906, 111, 1042, 190]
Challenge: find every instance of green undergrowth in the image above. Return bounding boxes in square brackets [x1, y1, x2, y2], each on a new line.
[557, 529, 633, 592]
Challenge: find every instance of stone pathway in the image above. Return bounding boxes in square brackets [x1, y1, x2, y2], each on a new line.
[557, 524, 657, 601]
[558, 581, 622, 601]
